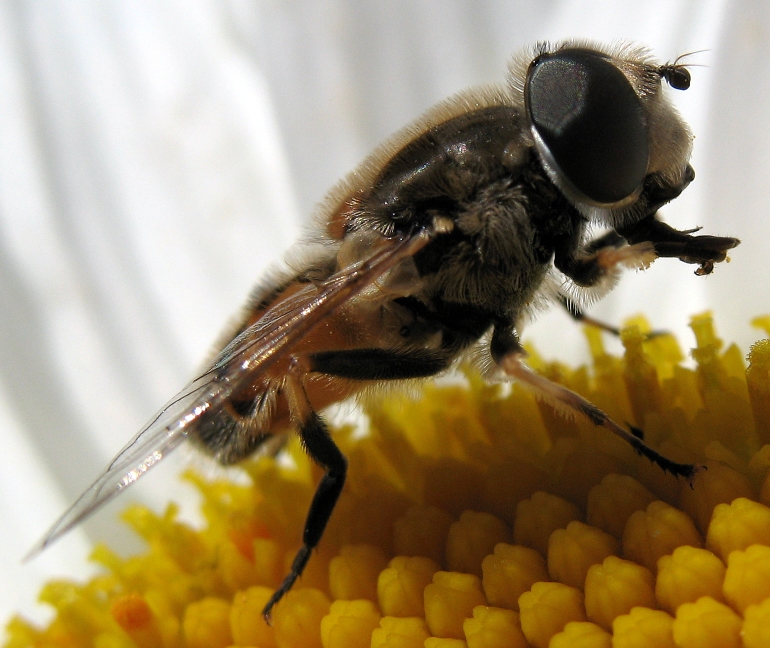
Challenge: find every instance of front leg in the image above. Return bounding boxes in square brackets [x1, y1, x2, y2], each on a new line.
[554, 228, 656, 288]
[617, 215, 740, 276]
[617, 166, 738, 275]
[490, 325, 699, 479]
[554, 229, 658, 334]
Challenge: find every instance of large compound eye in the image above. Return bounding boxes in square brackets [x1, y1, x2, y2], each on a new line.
[525, 48, 649, 207]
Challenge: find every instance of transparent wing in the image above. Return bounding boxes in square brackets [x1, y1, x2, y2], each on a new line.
[25, 373, 221, 559]
[27, 230, 431, 558]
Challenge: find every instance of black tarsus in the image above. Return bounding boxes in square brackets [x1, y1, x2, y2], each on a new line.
[559, 295, 622, 337]
[559, 295, 668, 340]
[627, 434, 699, 479]
[627, 423, 644, 440]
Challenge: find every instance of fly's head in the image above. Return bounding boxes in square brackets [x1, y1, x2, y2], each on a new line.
[509, 41, 696, 230]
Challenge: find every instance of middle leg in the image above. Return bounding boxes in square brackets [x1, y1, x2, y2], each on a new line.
[490, 326, 699, 479]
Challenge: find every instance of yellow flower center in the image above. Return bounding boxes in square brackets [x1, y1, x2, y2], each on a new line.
[6, 313, 770, 648]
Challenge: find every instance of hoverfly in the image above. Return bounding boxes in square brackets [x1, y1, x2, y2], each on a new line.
[30, 41, 739, 618]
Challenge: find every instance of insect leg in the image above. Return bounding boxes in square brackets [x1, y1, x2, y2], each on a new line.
[309, 347, 453, 381]
[556, 229, 664, 335]
[582, 229, 626, 254]
[556, 233, 656, 287]
[556, 230, 628, 332]
[262, 367, 348, 621]
[617, 215, 740, 275]
[490, 327, 699, 480]
[558, 295, 623, 336]
[558, 295, 667, 339]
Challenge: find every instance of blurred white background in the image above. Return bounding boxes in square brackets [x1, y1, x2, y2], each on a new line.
[1, 0, 769, 628]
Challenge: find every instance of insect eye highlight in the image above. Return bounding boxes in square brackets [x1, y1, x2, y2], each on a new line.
[525, 48, 649, 207]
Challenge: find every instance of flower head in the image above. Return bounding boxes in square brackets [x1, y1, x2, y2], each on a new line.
[5, 313, 770, 648]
